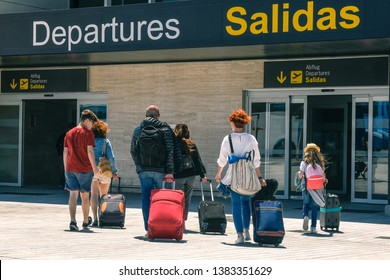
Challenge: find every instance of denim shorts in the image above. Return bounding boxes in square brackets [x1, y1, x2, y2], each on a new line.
[65, 171, 93, 192]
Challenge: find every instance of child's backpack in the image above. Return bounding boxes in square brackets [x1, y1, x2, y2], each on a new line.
[305, 163, 324, 190]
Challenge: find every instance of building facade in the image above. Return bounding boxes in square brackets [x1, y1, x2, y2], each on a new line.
[0, 0, 389, 208]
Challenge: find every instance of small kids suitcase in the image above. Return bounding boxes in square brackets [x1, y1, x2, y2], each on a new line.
[252, 200, 285, 247]
[198, 180, 227, 234]
[147, 180, 185, 241]
[320, 193, 341, 231]
[99, 177, 126, 228]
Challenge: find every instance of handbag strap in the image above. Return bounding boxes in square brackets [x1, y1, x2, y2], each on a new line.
[228, 134, 234, 154]
[102, 138, 107, 157]
[229, 134, 255, 161]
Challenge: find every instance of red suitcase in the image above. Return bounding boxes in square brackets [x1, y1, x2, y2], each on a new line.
[147, 180, 185, 241]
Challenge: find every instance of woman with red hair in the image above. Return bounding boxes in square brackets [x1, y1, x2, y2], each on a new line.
[215, 109, 266, 244]
[90, 120, 119, 227]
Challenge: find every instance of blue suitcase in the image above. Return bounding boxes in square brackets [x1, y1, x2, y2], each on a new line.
[252, 200, 285, 247]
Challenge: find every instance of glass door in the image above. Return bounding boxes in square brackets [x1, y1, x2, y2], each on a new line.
[289, 97, 307, 198]
[0, 103, 22, 186]
[307, 95, 350, 195]
[249, 98, 290, 198]
[352, 96, 388, 203]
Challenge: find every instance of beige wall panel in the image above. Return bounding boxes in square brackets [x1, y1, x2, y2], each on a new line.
[89, 60, 264, 190]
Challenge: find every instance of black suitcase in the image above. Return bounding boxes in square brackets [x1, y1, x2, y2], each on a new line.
[98, 177, 126, 228]
[320, 193, 341, 231]
[198, 180, 227, 234]
[252, 200, 285, 247]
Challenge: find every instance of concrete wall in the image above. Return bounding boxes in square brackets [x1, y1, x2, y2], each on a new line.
[89, 59, 264, 189]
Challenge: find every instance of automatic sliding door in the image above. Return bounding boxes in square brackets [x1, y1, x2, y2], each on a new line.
[372, 100, 388, 200]
[251, 101, 288, 198]
[290, 100, 306, 197]
[352, 97, 388, 203]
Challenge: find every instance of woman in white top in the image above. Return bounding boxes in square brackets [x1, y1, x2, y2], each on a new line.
[215, 109, 266, 244]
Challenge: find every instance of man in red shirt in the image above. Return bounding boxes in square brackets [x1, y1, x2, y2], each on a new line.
[63, 109, 99, 231]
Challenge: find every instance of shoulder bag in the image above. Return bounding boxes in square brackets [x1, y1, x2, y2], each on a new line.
[228, 134, 261, 196]
[98, 139, 113, 180]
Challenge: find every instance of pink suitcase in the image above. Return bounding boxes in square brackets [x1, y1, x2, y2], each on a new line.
[147, 180, 185, 241]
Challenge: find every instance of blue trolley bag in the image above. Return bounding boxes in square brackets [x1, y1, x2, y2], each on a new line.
[252, 200, 285, 247]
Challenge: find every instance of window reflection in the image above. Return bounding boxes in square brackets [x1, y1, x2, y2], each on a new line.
[354, 102, 368, 199]
[372, 101, 388, 200]
[251, 102, 286, 195]
[290, 103, 304, 195]
[80, 104, 107, 122]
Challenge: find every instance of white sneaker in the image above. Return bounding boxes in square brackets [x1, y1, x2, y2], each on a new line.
[244, 231, 251, 241]
[235, 235, 244, 244]
[310, 227, 317, 234]
[303, 216, 309, 231]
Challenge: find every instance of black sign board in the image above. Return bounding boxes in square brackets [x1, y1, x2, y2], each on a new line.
[264, 57, 388, 88]
[1, 68, 88, 93]
[1, 0, 390, 57]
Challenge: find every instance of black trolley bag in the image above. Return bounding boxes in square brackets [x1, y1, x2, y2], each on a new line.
[252, 179, 285, 247]
[99, 177, 126, 228]
[320, 190, 342, 231]
[198, 179, 227, 234]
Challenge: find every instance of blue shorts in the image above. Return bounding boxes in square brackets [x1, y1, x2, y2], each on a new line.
[65, 171, 93, 193]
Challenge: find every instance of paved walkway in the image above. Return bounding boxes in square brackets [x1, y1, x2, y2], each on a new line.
[0, 186, 390, 261]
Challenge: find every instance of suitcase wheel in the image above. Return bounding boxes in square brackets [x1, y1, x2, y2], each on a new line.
[274, 243, 280, 248]
[220, 223, 227, 234]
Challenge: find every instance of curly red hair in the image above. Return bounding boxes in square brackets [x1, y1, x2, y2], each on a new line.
[228, 109, 251, 128]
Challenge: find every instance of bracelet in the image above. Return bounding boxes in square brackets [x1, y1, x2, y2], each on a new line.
[258, 176, 263, 180]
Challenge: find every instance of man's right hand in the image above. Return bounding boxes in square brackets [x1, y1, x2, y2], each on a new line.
[164, 173, 174, 182]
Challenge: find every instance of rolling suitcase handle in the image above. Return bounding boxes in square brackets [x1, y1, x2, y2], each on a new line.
[109, 176, 121, 194]
[162, 178, 176, 190]
[200, 179, 214, 202]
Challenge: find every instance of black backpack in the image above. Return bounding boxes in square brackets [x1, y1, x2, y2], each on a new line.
[137, 125, 166, 168]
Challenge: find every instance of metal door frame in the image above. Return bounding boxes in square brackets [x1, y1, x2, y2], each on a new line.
[244, 87, 388, 201]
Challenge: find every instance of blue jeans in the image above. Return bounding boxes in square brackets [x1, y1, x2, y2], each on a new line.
[302, 190, 318, 228]
[138, 171, 165, 231]
[230, 190, 251, 234]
